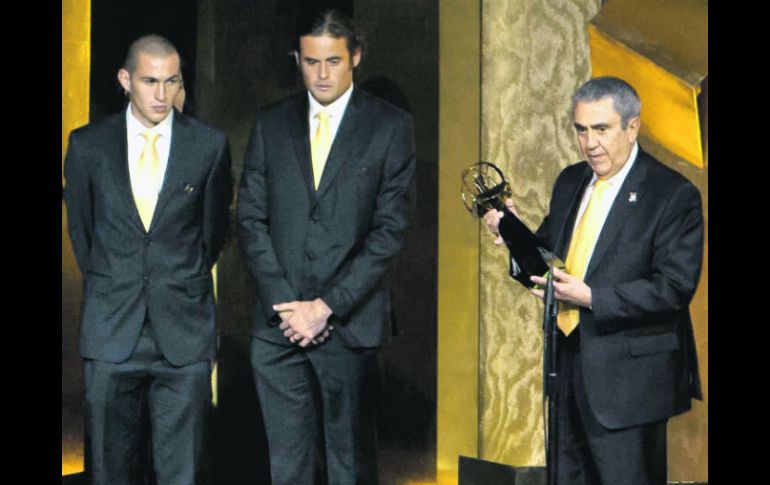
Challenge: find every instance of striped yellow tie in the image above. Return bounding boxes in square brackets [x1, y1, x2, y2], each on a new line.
[133, 131, 161, 231]
[557, 179, 610, 335]
[311, 110, 332, 189]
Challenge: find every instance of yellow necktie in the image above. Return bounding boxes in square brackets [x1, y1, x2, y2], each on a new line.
[311, 110, 332, 190]
[557, 179, 610, 335]
[133, 131, 161, 231]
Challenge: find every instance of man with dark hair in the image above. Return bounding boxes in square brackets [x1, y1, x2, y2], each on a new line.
[484, 76, 703, 484]
[292, 8, 364, 57]
[237, 8, 415, 485]
[64, 34, 233, 484]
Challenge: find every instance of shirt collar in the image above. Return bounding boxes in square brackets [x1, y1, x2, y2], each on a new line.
[308, 83, 354, 120]
[125, 103, 174, 140]
[589, 142, 638, 188]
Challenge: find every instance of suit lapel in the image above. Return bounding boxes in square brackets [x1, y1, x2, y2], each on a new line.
[150, 110, 189, 231]
[585, 149, 650, 280]
[105, 113, 146, 233]
[288, 96, 317, 201]
[315, 89, 369, 200]
[555, 165, 593, 258]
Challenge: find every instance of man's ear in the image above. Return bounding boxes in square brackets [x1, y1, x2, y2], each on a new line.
[352, 47, 362, 69]
[626, 116, 640, 143]
[117, 68, 131, 93]
[293, 50, 300, 66]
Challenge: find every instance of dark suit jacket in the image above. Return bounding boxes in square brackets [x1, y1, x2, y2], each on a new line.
[536, 147, 703, 430]
[64, 110, 233, 366]
[236, 89, 416, 348]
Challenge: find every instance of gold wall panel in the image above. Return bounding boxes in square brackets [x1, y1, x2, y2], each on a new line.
[589, 0, 707, 168]
[62, 0, 90, 476]
[62, 0, 90, 177]
[479, 0, 602, 466]
[437, 1, 481, 484]
[589, 27, 704, 168]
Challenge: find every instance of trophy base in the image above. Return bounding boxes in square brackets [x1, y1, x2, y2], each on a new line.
[498, 208, 564, 289]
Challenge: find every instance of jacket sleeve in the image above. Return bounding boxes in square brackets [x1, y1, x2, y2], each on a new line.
[320, 115, 417, 320]
[63, 130, 93, 274]
[588, 181, 704, 334]
[236, 117, 298, 323]
[203, 133, 233, 269]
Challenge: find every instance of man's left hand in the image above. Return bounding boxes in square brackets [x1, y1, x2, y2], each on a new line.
[274, 298, 334, 348]
[529, 267, 592, 309]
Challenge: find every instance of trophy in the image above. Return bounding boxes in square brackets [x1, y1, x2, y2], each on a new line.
[461, 162, 564, 288]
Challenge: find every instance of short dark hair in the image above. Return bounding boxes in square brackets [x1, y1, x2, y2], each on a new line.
[123, 34, 179, 73]
[572, 76, 641, 129]
[294, 9, 364, 59]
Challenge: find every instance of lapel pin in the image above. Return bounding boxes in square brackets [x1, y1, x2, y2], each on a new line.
[184, 184, 194, 194]
[628, 192, 637, 203]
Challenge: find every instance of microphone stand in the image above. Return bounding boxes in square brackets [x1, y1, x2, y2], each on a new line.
[490, 200, 561, 483]
[542, 260, 559, 485]
[463, 166, 567, 483]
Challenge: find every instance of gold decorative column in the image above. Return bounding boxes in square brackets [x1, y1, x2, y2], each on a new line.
[62, 0, 90, 173]
[478, 0, 601, 465]
[437, 1, 481, 484]
[62, 0, 90, 476]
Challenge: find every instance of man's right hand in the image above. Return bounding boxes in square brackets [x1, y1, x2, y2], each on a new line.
[274, 299, 334, 348]
[482, 198, 516, 245]
[278, 315, 333, 347]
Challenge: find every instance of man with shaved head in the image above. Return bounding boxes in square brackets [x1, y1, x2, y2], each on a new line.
[64, 34, 233, 484]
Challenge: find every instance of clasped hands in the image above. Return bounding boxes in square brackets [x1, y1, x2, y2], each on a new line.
[273, 298, 334, 348]
[482, 200, 592, 309]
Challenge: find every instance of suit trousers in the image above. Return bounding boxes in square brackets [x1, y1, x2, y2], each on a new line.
[556, 331, 667, 485]
[84, 320, 212, 485]
[251, 333, 381, 485]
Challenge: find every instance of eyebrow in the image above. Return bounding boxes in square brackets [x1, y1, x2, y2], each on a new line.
[573, 122, 611, 130]
[302, 55, 343, 62]
[139, 74, 181, 82]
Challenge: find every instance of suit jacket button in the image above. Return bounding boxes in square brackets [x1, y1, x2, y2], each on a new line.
[306, 253, 315, 261]
[144, 237, 152, 245]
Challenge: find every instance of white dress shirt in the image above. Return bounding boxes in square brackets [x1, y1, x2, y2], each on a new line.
[126, 104, 174, 196]
[307, 83, 354, 145]
[570, 142, 639, 266]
